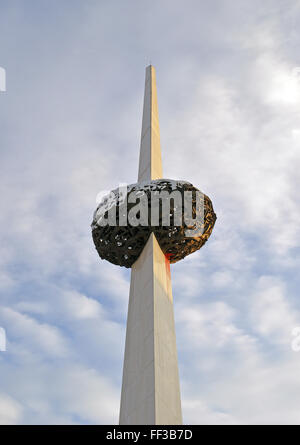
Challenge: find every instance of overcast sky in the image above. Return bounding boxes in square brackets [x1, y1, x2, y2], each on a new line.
[1, 0, 300, 424]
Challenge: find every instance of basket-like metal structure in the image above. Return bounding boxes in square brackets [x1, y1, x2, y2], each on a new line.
[91, 179, 216, 268]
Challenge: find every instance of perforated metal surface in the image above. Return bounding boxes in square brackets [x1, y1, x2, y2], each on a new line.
[91, 179, 216, 268]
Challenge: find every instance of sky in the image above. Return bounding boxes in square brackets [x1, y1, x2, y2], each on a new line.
[0, 0, 300, 425]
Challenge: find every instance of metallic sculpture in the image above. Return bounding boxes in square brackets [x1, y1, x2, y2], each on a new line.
[92, 179, 216, 267]
[92, 65, 216, 425]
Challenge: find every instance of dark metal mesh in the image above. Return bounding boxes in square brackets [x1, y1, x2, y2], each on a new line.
[91, 179, 216, 268]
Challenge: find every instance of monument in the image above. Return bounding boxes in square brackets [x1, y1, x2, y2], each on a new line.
[91, 66, 216, 424]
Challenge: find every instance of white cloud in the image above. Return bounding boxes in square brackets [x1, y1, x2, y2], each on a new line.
[1, 0, 300, 425]
[182, 398, 238, 425]
[0, 364, 119, 424]
[0, 307, 70, 358]
[52, 366, 119, 424]
[59, 291, 103, 320]
[249, 276, 299, 345]
[0, 394, 22, 425]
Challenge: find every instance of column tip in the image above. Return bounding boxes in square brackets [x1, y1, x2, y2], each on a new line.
[146, 64, 155, 70]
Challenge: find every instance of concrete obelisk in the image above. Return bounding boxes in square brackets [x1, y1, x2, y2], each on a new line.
[119, 66, 182, 425]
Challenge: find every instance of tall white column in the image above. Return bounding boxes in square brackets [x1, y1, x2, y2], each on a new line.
[119, 66, 182, 425]
[119, 234, 182, 424]
[138, 65, 163, 182]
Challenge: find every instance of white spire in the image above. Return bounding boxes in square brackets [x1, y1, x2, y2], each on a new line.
[138, 65, 163, 182]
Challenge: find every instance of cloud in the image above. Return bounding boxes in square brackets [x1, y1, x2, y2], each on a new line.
[0, 394, 22, 425]
[0, 307, 70, 358]
[57, 291, 103, 320]
[1, 0, 300, 425]
[249, 276, 299, 345]
[0, 362, 119, 424]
